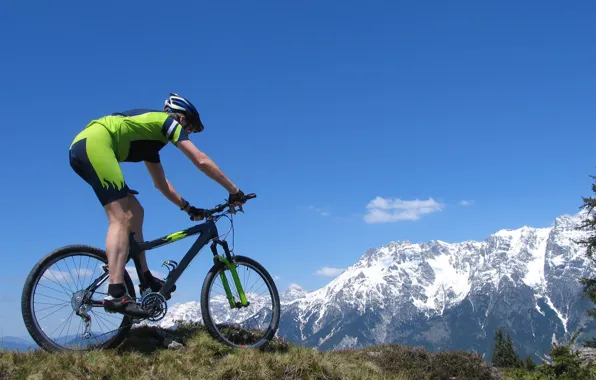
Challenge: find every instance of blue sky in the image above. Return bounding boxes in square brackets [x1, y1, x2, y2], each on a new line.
[1, 0, 595, 337]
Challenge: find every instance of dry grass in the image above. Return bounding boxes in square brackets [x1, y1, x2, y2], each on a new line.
[0, 324, 504, 380]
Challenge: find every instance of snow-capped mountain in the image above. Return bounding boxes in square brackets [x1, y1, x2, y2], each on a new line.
[153, 283, 307, 329]
[150, 291, 276, 330]
[153, 211, 596, 360]
[281, 284, 308, 304]
[277, 211, 596, 359]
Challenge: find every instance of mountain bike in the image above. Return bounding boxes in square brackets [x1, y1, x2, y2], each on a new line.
[21, 193, 281, 352]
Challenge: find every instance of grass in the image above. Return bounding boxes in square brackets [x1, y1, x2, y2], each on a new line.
[500, 367, 596, 379]
[0, 323, 505, 380]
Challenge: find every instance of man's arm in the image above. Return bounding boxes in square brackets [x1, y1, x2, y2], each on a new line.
[176, 139, 239, 194]
[144, 161, 189, 210]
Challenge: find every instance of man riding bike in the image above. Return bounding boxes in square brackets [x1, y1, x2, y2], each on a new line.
[68, 93, 246, 318]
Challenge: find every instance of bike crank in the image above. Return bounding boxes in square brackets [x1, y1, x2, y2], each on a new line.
[140, 293, 168, 322]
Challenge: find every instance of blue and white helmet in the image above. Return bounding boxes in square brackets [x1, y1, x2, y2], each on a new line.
[164, 93, 205, 132]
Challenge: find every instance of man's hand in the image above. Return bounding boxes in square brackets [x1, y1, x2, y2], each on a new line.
[228, 189, 246, 206]
[187, 206, 205, 221]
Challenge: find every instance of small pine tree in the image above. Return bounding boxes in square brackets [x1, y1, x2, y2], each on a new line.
[577, 175, 596, 321]
[505, 331, 522, 367]
[537, 330, 596, 379]
[492, 328, 505, 366]
[524, 355, 536, 371]
[577, 174, 596, 350]
[492, 327, 522, 368]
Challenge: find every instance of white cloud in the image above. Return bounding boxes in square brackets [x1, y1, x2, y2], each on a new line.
[316, 267, 345, 277]
[273, 275, 281, 281]
[44, 268, 93, 283]
[308, 205, 330, 217]
[459, 200, 475, 206]
[363, 196, 444, 224]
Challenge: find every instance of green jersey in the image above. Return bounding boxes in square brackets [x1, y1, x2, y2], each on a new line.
[85, 108, 190, 163]
[69, 109, 190, 206]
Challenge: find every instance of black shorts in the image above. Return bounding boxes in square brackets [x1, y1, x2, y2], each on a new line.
[69, 123, 138, 206]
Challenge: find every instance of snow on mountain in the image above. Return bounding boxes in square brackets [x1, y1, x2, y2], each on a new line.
[146, 301, 203, 329]
[281, 283, 308, 304]
[149, 281, 308, 330]
[147, 291, 275, 330]
[148, 211, 596, 360]
[276, 211, 596, 358]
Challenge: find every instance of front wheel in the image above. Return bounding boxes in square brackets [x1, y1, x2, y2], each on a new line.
[21, 245, 136, 352]
[200, 255, 280, 349]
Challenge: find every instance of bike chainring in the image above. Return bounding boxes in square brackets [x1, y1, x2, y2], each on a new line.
[140, 292, 168, 321]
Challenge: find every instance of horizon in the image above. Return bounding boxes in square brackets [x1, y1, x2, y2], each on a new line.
[1, 1, 595, 339]
[1, 207, 586, 343]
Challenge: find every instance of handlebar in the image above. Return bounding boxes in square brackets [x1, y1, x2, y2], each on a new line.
[204, 192, 257, 218]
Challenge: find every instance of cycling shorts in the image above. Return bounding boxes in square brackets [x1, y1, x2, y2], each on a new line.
[69, 122, 136, 206]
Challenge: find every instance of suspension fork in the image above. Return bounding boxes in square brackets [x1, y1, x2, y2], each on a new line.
[210, 239, 249, 308]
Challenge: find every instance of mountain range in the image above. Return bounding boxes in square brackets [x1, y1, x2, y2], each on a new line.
[157, 210, 596, 361]
[0, 336, 37, 352]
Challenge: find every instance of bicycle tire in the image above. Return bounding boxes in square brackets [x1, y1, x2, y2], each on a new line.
[21, 244, 136, 352]
[200, 255, 280, 349]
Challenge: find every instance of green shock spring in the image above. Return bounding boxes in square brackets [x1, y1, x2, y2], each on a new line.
[215, 256, 248, 308]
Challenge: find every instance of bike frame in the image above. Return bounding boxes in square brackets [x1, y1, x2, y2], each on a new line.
[86, 215, 249, 309]
[131, 218, 219, 297]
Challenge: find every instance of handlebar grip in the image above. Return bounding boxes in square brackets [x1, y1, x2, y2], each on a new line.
[244, 193, 257, 200]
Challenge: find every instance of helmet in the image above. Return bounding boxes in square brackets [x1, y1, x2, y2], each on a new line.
[164, 93, 205, 133]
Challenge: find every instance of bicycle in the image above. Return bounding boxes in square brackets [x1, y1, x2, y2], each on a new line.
[21, 193, 281, 352]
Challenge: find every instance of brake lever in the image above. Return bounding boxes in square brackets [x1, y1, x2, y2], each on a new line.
[228, 204, 244, 214]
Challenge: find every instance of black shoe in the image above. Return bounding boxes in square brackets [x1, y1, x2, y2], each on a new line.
[103, 294, 152, 318]
[140, 277, 176, 300]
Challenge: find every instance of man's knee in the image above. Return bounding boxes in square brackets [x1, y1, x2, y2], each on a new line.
[105, 198, 133, 229]
[112, 209, 133, 230]
[128, 194, 144, 223]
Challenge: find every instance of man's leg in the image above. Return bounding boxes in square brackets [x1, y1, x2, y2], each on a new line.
[128, 193, 176, 298]
[69, 125, 152, 318]
[101, 197, 152, 318]
[104, 197, 132, 285]
[127, 193, 149, 273]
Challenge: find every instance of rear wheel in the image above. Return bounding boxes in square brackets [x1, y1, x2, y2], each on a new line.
[200, 255, 280, 349]
[21, 245, 136, 352]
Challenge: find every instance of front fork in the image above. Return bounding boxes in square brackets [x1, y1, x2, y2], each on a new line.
[210, 239, 249, 308]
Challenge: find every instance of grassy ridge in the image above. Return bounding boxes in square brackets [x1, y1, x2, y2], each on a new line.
[0, 323, 505, 380]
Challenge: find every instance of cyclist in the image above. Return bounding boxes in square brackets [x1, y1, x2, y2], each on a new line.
[69, 93, 247, 318]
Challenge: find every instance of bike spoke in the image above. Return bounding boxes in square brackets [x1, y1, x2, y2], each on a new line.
[27, 250, 133, 352]
[35, 302, 70, 314]
[54, 261, 77, 294]
[44, 269, 75, 296]
[34, 293, 71, 305]
[90, 312, 111, 337]
[34, 301, 69, 307]
[207, 260, 277, 347]
[71, 256, 82, 290]
[34, 285, 71, 301]
[37, 303, 71, 322]
[60, 311, 76, 346]
[39, 276, 74, 297]
[49, 309, 75, 341]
